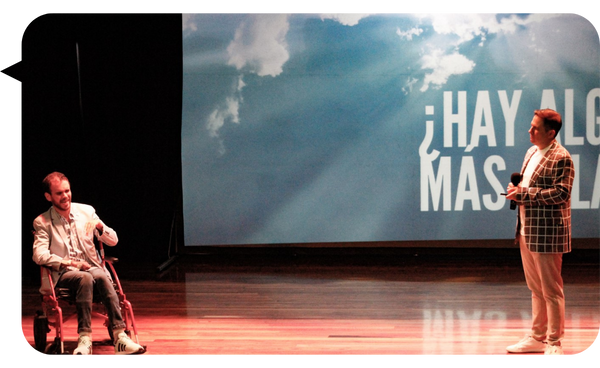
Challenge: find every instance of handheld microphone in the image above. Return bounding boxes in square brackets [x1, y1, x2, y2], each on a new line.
[509, 172, 522, 210]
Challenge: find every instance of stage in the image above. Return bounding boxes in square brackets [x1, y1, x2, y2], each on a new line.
[21, 247, 599, 357]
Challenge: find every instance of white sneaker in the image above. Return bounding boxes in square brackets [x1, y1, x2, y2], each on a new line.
[545, 344, 564, 355]
[73, 335, 92, 355]
[506, 335, 546, 353]
[114, 332, 146, 355]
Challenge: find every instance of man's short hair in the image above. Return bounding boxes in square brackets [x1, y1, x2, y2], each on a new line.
[534, 109, 562, 138]
[42, 172, 69, 194]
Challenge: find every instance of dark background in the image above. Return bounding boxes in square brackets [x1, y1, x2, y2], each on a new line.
[19, 14, 183, 279]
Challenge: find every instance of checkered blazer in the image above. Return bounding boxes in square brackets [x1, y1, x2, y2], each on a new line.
[514, 140, 574, 253]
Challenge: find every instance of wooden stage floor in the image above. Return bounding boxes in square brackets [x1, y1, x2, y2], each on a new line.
[18, 247, 600, 363]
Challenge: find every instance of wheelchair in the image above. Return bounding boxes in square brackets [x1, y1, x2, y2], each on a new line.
[33, 240, 143, 354]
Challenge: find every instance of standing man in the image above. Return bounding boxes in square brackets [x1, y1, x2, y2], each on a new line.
[505, 109, 574, 355]
[32, 172, 146, 355]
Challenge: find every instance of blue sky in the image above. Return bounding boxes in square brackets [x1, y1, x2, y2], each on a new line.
[181, 13, 599, 245]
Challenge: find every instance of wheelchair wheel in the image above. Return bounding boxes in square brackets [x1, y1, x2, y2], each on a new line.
[33, 311, 49, 352]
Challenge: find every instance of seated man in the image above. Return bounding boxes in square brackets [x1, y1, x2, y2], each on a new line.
[32, 172, 145, 355]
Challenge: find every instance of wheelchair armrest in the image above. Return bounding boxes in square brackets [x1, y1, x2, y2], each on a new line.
[39, 265, 56, 296]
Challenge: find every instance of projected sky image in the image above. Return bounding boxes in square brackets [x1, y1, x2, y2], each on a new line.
[181, 14, 600, 246]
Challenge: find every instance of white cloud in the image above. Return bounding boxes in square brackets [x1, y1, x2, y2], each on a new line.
[207, 15, 291, 153]
[420, 49, 476, 92]
[182, 13, 197, 33]
[396, 26, 423, 41]
[206, 96, 241, 155]
[413, 14, 540, 92]
[227, 14, 290, 77]
[207, 93, 242, 135]
[205, 75, 246, 154]
[320, 14, 371, 26]
[422, 13, 558, 49]
[402, 77, 419, 95]
[428, 14, 490, 44]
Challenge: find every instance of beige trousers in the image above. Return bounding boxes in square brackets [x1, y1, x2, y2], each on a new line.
[519, 235, 565, 346]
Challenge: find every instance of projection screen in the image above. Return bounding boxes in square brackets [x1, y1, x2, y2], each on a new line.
[181, 13, 600, 246]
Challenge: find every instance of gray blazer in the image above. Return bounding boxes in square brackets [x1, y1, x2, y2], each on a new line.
[32, 203, 119, 289]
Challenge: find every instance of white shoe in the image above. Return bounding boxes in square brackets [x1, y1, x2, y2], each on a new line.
[114, 332, 146, 355]
[506, 335, 546, 353]
[73, 335, 92, 355]
[545, 344, 564, 355]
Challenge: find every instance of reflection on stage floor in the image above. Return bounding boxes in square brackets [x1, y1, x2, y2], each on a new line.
[21, 248, 599, 357]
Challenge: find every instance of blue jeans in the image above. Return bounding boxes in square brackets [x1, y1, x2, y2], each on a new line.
[56, 267, 126, 335]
